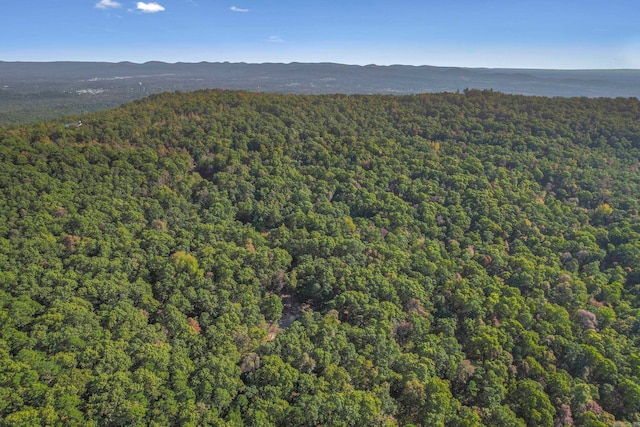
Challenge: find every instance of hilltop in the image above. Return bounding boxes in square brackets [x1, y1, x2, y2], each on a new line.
[1, 61, 639, 124]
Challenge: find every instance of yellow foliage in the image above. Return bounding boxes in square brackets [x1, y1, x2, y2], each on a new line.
[595, 203, 613, 217]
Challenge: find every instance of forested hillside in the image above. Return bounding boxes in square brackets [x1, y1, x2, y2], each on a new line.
[3, 61, 640, 126]
[1, 90, 640, 426]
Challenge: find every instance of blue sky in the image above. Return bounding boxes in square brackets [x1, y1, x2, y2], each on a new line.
[1, 0, 638, 68]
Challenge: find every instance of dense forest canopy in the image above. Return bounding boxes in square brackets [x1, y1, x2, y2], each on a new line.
[1, 89, 640, 426]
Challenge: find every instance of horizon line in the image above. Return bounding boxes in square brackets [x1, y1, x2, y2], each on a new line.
[0, 59, 639, 72]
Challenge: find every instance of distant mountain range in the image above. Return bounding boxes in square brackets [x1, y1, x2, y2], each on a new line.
[1, 61, 639, 124]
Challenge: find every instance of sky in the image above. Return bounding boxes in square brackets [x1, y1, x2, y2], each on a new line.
[1, 0, 639, 69]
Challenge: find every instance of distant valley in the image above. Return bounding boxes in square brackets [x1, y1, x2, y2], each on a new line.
[1, 61, 639, 124]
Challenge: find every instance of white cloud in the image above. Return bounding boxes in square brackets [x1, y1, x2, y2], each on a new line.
[230, 6, 249, 12]
[267, 36, 284, 43]
[96, 0, 121, 9]
[136, 2, 166, 13]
